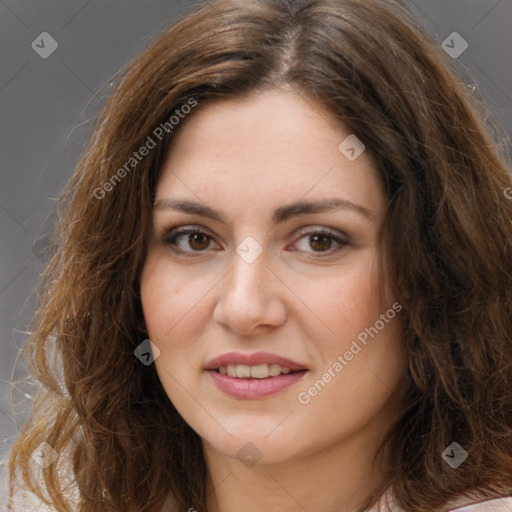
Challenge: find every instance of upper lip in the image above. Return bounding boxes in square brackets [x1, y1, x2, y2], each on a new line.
[205, 351, 308, 371]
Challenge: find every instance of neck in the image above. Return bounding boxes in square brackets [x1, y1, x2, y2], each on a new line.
[203, 426, 391, 512]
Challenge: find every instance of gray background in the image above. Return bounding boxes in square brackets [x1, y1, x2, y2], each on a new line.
[0, 0, 511, 506]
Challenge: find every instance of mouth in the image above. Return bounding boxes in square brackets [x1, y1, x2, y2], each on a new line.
[205, 352, 308, 399]
[205, 351, 308, 374]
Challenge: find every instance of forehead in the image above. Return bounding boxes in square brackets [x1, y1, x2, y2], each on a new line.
[155, 89, 385, 217]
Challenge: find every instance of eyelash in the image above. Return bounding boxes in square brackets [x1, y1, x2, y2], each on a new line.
[160, 226, 349, 258]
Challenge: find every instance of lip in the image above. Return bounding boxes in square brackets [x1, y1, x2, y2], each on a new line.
[205, 351, 307, 371]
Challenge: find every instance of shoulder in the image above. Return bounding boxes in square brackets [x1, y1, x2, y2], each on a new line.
[369, 490, 512, 512]
[449, 497, 512, 511]
[2, 492, 57, 511]
[1, 473, 73, 512]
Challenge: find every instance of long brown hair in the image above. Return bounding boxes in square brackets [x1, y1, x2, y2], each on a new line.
[8, 0, 512, 510]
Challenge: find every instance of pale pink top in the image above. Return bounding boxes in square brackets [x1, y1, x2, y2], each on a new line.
[368, 491, 512, 512]
[4, 478, 512, 511]
[160, 491, 512, 512]
[449, 499, 512, 511]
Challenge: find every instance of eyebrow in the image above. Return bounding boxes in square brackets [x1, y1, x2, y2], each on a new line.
[153, 197, 375, 225]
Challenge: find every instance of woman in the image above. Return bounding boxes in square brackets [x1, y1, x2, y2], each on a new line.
[7, 0, 512, 511]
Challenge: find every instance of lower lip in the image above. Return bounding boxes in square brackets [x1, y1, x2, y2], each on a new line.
[207, 370, 307, 399]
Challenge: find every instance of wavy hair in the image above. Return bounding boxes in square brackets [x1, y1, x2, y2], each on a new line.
[8, 0, 512, 511]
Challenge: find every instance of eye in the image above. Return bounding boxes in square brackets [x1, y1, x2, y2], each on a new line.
[160, 225, 349, 257]
[291, 228, 349, 255]
[162, 227, 219, 254]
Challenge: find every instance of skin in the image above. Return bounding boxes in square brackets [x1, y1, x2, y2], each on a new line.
[140, 88, 409, 512]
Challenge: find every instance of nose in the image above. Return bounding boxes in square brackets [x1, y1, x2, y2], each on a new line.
[212, 252, 287, 335]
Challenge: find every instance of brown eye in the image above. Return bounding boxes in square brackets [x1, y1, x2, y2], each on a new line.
[292, 228, 348, 255]
[163, 227, 217, 253]
[188, 232, 210, 250]
[309, 233, 333, 251]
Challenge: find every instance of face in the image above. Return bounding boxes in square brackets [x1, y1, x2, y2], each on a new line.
[140, 88, 408, 466]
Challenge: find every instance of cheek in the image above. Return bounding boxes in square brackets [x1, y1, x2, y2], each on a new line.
[140, 251, 207, 342]
[292, 252, 384, 351]
[139, 256, 204, 407]
[295, 253, 406, 409]
[139, 253, 220, 395]
[140, 257, 175, 338]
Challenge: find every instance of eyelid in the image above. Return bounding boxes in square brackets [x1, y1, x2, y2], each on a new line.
[159, 224, 213, 240]
[292, 225, 350, 243]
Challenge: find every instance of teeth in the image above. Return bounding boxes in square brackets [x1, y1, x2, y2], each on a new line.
[250, 364, 269, 378]
[269, 364, 282, 376]
[235, 364, 251, 378]
[218, 364, 294, 379]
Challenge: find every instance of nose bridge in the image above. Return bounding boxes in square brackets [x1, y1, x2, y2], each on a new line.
[213, 242, 286, 333]
[223, 232, 268, 295]
[227, 248, 269, 301]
